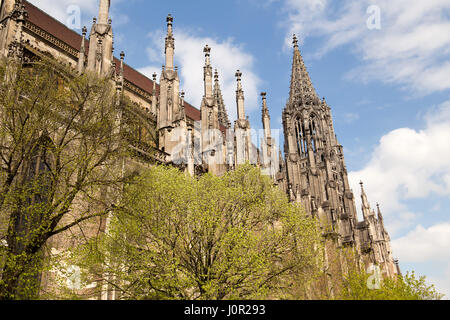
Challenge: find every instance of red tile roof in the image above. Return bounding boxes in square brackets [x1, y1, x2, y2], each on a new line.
[23, 0, 203, 122]
[25, 1, 83, 53]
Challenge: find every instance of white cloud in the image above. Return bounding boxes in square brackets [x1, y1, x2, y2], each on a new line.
[280, 0, 450, 94]
[392, 223, 450, 263]
[29, 0, 96, 21]
[348, 101, 450, 235]
[343, 112, 359, 123]
[392, 223, 450, 299]
[138, 28, 261, 121]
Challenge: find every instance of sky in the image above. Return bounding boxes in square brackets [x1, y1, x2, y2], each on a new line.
[29, 0, 450, 298]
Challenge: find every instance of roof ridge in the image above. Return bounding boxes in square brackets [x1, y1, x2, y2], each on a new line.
[24, 0, 84, 48]
[23, 0, 203, 118]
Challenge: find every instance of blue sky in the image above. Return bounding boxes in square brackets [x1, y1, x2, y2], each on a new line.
[30, 0, 450, 298]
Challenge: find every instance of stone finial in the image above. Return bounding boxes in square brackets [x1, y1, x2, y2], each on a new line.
[152, 72, 157, 81]
[214, 69, 219, 81]
[261, 92, 268, 113]
[235, 70, 244, 96]
[235, 70, 242, 81]
[167, 14, 173, 25]
[82, 26, 87, 37]
[120, 51, 125, 60]
[165, 14, 174, 56]
[377, 203, 383, 220]
[204, 44, 211, 56]
[293, 34, 299, 48]
[181, 90, 185, 99]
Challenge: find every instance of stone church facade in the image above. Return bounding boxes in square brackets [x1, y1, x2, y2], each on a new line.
[0, 0, 400, 297]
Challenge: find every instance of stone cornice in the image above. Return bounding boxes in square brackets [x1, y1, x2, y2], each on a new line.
[124, 79, 153, 103]
[23, 20, 79, 59]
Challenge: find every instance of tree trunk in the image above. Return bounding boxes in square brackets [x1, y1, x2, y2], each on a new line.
[0, 249, 43, 300]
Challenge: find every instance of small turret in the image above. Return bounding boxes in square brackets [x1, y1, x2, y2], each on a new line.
[117, 51, 125, 91]
[261, 92, 271, 142]
[151, 73, 158, 115]
[235, 70, 246, 121]
[360, 181, 373, 219]
[87, 0, 113, 76]
[377, 203, 383, 221]
[98, 0, 111, 25]
[203, 45, 213, 100]
[179, 90, 186, 121]
[165, 14, 175, 70]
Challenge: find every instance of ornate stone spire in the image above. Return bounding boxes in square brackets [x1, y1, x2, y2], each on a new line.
[377, 203, 385, 229]
[261, 92, 269, 118]
[234, 70, 252, 165]
[360, 181, 369, 207]
[261, 92, 271, 140]
[179, 90, 186, 120]
[360, 181, 375, 220]
[87, 0, 113, 75]
[288, 34, 320, 108]
[98, 0, 111, 25]
[203, 45, 213, 100]
[118, 51, 125, 88]
[151, 72, 158, 115]
[214, 69, 230, 129]
[77, 26, 87, 73]
[235, 70, 246, 121]
[165, 14, 175, 70]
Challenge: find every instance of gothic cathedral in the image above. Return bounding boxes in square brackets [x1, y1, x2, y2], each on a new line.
[0, 0, 401, 295]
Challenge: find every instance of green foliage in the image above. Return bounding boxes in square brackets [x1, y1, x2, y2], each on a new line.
[338, 269, 444, 300]
[0, 58, 127, 299]
[70, 164, 323, 300]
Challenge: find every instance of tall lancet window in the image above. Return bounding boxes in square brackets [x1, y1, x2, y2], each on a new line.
[295, 117, 307, 157]
[310, 115, 318, 152]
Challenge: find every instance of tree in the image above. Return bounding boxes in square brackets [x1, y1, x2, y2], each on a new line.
[0, 58, 128, 299]
[338, 268, 444, 300]
[68, 164, 324, 300]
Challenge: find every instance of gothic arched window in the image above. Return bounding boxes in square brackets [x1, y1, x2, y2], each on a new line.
[310, 115, 318, 152]
[294, 117, 307, 157]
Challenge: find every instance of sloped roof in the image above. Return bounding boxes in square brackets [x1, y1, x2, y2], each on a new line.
[23, 1, 202, 122]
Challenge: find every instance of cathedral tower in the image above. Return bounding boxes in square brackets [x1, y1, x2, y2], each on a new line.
[282, 35, 358, 247]
[282, 35, 399, 281]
